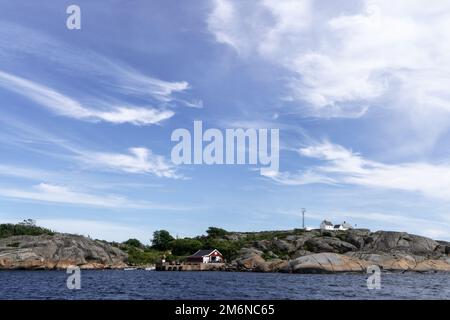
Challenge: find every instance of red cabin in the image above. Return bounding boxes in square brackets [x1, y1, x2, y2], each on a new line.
[186, 249, 224, 264]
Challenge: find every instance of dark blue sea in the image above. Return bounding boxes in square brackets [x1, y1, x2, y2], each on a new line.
[0, 270, 448, 300]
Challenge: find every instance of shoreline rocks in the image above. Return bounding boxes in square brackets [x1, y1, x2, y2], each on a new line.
[230, 230, 450, 273]
[286, 253, 368, 274]
[0, 229, 449, 273]
[0, 234, 128, 270]
[232, 251, 450, 273]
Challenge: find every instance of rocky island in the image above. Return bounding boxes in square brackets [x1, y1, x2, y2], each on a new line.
[229, 229, 450, 273]
[0, 233, 127, 269]
[0, 223, 449, 273]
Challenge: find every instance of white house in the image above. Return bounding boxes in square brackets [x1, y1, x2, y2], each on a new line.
[320, 220, 334, 230]
[334, 221, 353, 231]
[321, 220, 353, 231]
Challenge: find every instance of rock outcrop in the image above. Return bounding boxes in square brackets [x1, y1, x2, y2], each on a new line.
[362, 231, 441, 256]
[230, 230, 450, 273]
[233, 248, 288, 272]
[1, 228, 448, 273]
[286, 253, 368, 273]
[304, 237, 357, 254]
[0, 234, 128, 270]
[280, 252, 450, 273]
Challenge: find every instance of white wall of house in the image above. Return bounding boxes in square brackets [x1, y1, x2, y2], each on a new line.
[320, 221, 334, 230]
[321, 220, 353, 231]
[334, 225, 350, 231]
[202, 252, 223, 263]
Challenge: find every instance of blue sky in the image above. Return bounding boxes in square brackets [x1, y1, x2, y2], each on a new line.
[1, 0, 450, 242]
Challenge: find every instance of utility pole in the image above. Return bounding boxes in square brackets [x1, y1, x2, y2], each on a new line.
[301, 208, 306, 229]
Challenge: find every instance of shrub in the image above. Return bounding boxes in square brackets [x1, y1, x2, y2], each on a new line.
[0, 223, 54, 238]
[126, 247, 162, 266]
[206, 227, 228, 238]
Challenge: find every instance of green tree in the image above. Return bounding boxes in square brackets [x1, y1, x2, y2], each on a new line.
[123, 238, 143, 248]
[206, 227, 228, 238]
[171, 238, 203, 256]
[151, 230, 174, 250]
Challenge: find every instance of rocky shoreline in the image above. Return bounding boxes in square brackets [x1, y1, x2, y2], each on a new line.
[0, 229, 449, 273]
[0, 234, 127, 270]
[229, 230, 450, 273]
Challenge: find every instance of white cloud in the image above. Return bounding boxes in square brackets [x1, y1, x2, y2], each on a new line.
[0, 182, 189, 210]
[264, 141, 450, 201]
[108, 63, 190, 102]
[93, 107, 174, 126]
[80, 147, 181, 179]
[0, 182, 202, 212]
[0, 70, 174, 125]
[260, 169, 337, 185]
[208, 0, 450, 125]
[0, 164, 55, 180]
[0, 183, 146, 209]
[208, 0, 311, 56]
[0, 21, 200, 108]
[0, 118, 182, 179]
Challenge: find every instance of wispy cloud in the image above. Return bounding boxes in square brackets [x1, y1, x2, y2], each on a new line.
[0, 21, 200, 108]
[0, 182, 182, 210]
[0, 183, 142, 209]
[0, 70, 174, 125]
[0, 164, 56, 181]
[264, 141, 450, 201]
[0, 117, 182, 179]
[261, 169, 336, 186]
[0, 163, 168, 193]
[79, 147, 182, 179]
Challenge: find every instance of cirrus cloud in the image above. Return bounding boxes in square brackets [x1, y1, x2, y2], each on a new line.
[0, 70, 174, 126]
[79, 147, 182, 179]
[264, 141, 450, 201]
[0, 183, 148, 209]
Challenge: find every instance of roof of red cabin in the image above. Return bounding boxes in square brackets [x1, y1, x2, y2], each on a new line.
[187, 249, 222, 257]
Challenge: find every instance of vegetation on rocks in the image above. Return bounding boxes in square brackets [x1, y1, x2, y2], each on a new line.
[0, 221, 54, 238]
[1, 221, 449, 272]
[119, 227, 246, 265]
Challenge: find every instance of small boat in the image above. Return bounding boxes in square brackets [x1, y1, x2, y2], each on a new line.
[145, 266, 156, 271]
[124, 267, 137, 271]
